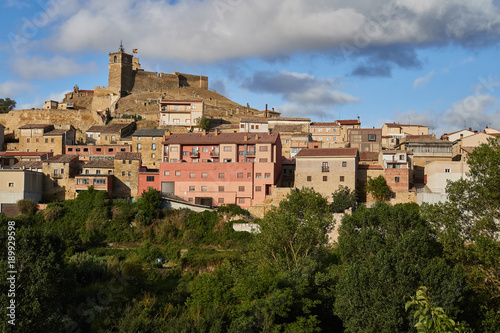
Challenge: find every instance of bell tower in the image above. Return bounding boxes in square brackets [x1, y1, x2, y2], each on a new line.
[108, 41, 134, 96]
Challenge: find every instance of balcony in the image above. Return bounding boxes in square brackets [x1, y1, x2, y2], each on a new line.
[321, 166, 330, 172]
[190, 151, 199, 157]
[210, 151, 220, 157]
[239, 150, 256, 156]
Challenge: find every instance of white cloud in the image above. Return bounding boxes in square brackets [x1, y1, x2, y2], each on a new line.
[0, 81, 34, 98]
[413, 71, 434, 89]
[12, 56, 96, 80]
[47, 0, 500, 63]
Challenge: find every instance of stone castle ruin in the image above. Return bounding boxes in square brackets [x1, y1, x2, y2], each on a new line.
[91, 44, 208, 113]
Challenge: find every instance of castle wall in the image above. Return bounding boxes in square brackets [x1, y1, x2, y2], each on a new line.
[178, 73, 209, 89]
[133, 71, 180, 92]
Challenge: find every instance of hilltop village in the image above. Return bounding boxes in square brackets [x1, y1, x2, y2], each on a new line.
[0, 46, 497, 217]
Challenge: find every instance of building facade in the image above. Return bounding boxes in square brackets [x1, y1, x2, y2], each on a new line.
[159, 100, 204, 127]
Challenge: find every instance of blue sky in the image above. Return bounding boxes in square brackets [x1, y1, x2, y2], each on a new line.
[1, 0, 500, 136]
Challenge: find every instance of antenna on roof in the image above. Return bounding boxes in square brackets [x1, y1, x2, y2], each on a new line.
[119, 40, 124, 52]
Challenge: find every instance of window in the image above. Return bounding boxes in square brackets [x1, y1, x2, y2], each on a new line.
[108, 170, 112, 174]
[189, 186, 195, 192]
[340, 176, 345, 182]
[395, 177, 400, 183]
[122, 171, 125, 176]
[108, 148, 114, 152]
[264, 173, 271, 178]
[223, 159, 232, 163]
[85, 169, 89, 174]
[164, 170, 170, 176]
[175, 171, 181, 176]
[202, 147, 208, 153]
[192, 104, 196, 109]
[307, 176, 312, 182]
[171, 146, 178, 152]
[259, 158, 268, 162]
[323, 176, 328, 182]
[96, 170, 101, 174]
[342, 161, 347, 167]
[326, 128, 331, 132]
[170, 158, 178, 163]
[45, 138, 48, 143]
[368, 134, 376, 141]
[201, 186, 207, 192]
[105, 136, 108, 140]
[111, 136, 115, 141]
[223, 146, 232, 152]
[188, 198, 193, 203]
[27, 138, 30, 143]
[151, 154, 155, 158]
[202, 172, 207, 178]
[189, 172, 196, 178]
[122, 159, 126, 164]
[53, 169, 58, 176]
[255, 186, 262, 192]
[218, 186, 224, 192]
[256, 173, 262, 178]
[218, 198, 224, 204]
[183, 151, 189, 156]
[94, 178, 106, 185]
[238, 198, 246, 204]
[129, 160, 132, 164]
[259, 146, 268, 152]
[322, 162, 329, 172]
[147, 176, 155, 182]
[68, 148, 73, 152]
[237, 173, 243, 178]
[239, 186, 245, 192]
[247, 173, 251, 178]
[128, 172, 131, 176]
[399, 155, 405, 161]
[96, 148, 101, 152]
[318, 128, 323, 132]
[77, 179, 89, 185]
[152, 143, 156, 150]
[137, 137, 141, 141]
[8, 183, 14, 187]
[240, 124, 245, 128]
[218, 173, 224, 179]
[121, 148, 126, 151]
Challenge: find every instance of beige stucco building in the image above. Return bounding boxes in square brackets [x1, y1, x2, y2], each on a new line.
[295, 148, 358, 202]
[0, 169, 43, 206]
[18, 124, 76, 155]
[159, 100, 204, 127]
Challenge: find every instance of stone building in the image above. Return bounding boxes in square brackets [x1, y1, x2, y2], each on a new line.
[294, 148, 358, 202]
[310, 122, 343, 146]
[113, 152, 142, 198]
[18, 124, 76, 155]
[338, 118, 361, 142]
[348, 128, 382, 153]
[42, 154, 80, 201]
[239, 117, 269, 133]
[86, 122, 136, 145]
[75, 160, 114, 196]
[131, 129, 165, 168]
[158, 100, 204, 128]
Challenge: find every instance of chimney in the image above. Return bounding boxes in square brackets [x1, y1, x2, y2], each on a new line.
[202, 130, 206, 136]
[164, 131, 171, 137]
[215, 130, 219, 136]
[244, 134, 248, 141]
[265, 104, 268, 118]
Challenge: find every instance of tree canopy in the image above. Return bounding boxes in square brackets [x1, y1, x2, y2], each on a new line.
[366, 175, 391, 201]
[330, 185, 357, 213]
[0, 97, 16, 113]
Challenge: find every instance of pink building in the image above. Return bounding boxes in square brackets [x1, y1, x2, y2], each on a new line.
[158, 131, 282, 207]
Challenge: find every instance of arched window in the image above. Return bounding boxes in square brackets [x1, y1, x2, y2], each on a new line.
[114, 56, 117, 63]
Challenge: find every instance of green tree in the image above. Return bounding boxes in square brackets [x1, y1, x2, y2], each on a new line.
[335, 203, 468, 332]
[196, 116, 211, 131]
[366, 175, 391, 201]
[256, 187, 334, 270]
[331, 185, 357, 213]
[16, 199, 38, 216]
[135, 188, 162, 225]
[0, 97, 16, 113]
[406, 286, 469, 333]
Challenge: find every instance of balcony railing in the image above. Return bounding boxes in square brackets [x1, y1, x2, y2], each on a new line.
[321, 167, 330, 172]
[210, 151, 220, 157]
[190, 151, 199, 157]
[239, 150, 256, 156]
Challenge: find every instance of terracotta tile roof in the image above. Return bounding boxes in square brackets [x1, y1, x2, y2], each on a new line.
[240, 117, 269, 124]
[461, 146, 476, 154]
[212, 124, 239, 130]
[295, 148, 358, 157]
[403, 135, 452, 144]
[162, 132, 280, 145]
[384, 123, 402, 128]
[132, 129, 166, 137]
[310, 122, 340, 126]
[12, 160, 43, 169]
[0, 151, 52, 157]
[44, 129, 71, 136]
[45, 154, 79, 163]
[338, 119, 360, 125]
[114, 152, 142, 160]
[84, 160, 115, 168]
[385, 123, 428, 128]
[87, 123, 132, 133]
[160, 99, 203, 103]
[282, 157, 296, 165]
[359, 152, 379, 161]
[271, 125, 304, 133]
[268, 117, 311, 122]
[18, 124, 52, 129]
[358, 164, 383, 170]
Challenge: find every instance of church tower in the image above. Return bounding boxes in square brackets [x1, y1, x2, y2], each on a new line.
[108, 41, 134, 96]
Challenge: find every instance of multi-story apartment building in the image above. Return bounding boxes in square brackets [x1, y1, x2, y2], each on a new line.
[310, 122, 342, 144]
[86, 122, 136, 145]
[159, 100, 204, 127]
[42, 154, 80, 201]
[131, 129, 165, 168]
[379, 150, 413, 192]
[18, 124, 76, 154]
[75, 160, 114, 196]
[338, 118, 361, 142]
[158, 131, 282, 208]
[294, 148, 358, 202]
[113, 152, 142, 198]
[239, 118, 269, 133]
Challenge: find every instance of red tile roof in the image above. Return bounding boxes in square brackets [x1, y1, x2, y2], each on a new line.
[45, 154, 79, 163]
[162, 132, 280, 145]
[358, 164, 383, 170]
[295, 148, 358, 157]
[310, 122, 340, 126]
[0, 151, 52, 157]
[359, 152, 379, 161]
[338, 119, 360, 125]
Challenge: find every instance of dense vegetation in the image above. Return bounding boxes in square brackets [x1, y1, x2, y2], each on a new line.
[0, 97, 16, 113]
[1, 138, 500, 332]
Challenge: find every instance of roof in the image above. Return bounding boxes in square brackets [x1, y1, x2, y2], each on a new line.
[12, 160, 43, 169]
[45, 154, 79, 163]
[282, 157, 296, 165]
[402, 135, 452, 144]
[338, 119, 360, 125]
[441, 129, 474, 138]
[87, 123, 132, 133]
[272, 125, 304, 133]
[163, 132, 280, 145]
[359, 152, 379, 161]
[84, 160, 114, 168]
[44, 129, 71, 136]
[0, 151, 52, 157]
[295, 148, 358, 158]
[240, 117, 269, 124]
[461, 146, 476, 154]
[382, 149, 413, 155]
[384, 123, 428, 128]
[114, 152, 142, 160]
[310, 122, 340, 127]
[268, 117, 311, 122]
[358, 164, 383, 170]
[18, 124, 52, 129]
[160, 99, 203, 104]
[132, 129, 166, 137]
[212, 124, 239, 130]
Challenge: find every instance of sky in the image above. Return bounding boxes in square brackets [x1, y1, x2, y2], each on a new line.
[1, 0, 500, 136]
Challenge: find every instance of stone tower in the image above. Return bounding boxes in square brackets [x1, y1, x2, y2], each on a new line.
[108, 42, 134, 96]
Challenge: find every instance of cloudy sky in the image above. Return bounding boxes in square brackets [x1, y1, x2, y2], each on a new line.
[1, 0, 500, 135]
